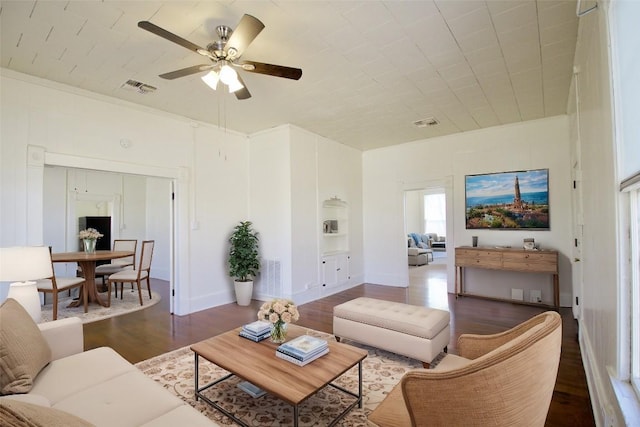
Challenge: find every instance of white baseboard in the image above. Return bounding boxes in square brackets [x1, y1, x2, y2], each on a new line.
[579, 317, 610, 426]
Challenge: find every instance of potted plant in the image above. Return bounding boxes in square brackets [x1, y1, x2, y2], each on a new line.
[228, 221, 260, 306]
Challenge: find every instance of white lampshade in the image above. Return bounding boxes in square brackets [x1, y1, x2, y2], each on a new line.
[227, 77, 244, 93]
[0, 246, 53, 322]
[219, 64, 238, 85]
[0, 246, 53, 281]
[201, 70, 219, 90]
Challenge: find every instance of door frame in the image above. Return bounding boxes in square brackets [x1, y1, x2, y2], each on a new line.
[401, 176, 454, 293]
[28, 146, 183, 314]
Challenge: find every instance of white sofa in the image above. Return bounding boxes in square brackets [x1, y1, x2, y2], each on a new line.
[1, 314, 217, 426]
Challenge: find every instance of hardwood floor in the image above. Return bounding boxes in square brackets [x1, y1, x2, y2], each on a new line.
[84, 261, 595, 426]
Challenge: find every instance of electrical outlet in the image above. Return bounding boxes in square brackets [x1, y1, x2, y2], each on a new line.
[511, 289, 524, 301]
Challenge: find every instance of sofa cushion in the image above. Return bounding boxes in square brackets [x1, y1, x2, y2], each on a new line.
[0, 399, 93, 427]
[431, 353, 472, 371]
[52, 370, 186, 427]
[0, 298, 52, 395]
[407, 247, 425, 256]
[30, 347, 134, 404]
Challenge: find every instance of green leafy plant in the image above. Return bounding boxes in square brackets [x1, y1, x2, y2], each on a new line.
[228, 221, 260, 282]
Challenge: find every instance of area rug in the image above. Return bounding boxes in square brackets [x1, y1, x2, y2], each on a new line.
[40, 288, 160, 324]
[136, 332, 441, 426]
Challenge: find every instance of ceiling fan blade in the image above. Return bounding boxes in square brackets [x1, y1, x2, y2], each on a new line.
[234, 74, 252, 100]
[159, 64, 212, 80]
[240, 61, 302, 80]
[224, 14, 265, 59]
[138, 21, 207, 56]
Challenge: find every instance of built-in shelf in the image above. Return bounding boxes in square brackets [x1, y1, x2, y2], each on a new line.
[321, 197, 349, 255]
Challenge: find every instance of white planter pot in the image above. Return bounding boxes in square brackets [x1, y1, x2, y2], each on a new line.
[234, 280, 253, 306]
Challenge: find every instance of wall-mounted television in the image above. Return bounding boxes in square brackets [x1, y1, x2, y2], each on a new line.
[465, 169, 549, 230]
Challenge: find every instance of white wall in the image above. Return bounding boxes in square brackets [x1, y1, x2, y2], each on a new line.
[290, 126, 321, 298]
[248, 126, 293, 298]
[247, 125, 364, 304]
[569, 2, 625, 425]
[0, 70, 249, 314]
[316, 133, 364, 300]
[404, 190, 422, 235]
[145, 177, 171, 280]
[363, 116, 573, 306]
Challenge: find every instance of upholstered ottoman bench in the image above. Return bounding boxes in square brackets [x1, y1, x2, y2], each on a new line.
[333, 297, 450, 367]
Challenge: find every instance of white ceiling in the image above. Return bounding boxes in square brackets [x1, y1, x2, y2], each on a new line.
[0, 0, 579, 151]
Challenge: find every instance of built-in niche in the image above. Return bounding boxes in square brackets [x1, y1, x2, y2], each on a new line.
[321, 197, 348, 255]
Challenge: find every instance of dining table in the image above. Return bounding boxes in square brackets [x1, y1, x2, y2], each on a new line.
[51, 250, 135, 308]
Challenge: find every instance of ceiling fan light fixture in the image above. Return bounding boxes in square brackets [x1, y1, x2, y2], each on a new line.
[227, 78, 244, 93]
[201, 70, 219, 90]
[219, 64, 238, 85]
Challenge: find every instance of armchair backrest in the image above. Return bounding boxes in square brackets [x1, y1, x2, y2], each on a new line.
[401, 311, 562, 427]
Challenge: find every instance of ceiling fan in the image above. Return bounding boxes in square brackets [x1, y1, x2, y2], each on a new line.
[138, 14, 302, 100]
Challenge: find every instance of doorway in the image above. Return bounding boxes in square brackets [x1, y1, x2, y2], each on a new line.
[405, 188, 447, 265]
[403, 177, 455, 294]
[30, 146, 181, 314]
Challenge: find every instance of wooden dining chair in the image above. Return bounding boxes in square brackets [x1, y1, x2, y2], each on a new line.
[107, 240, 154, 306]
[36, 247, 88, 320]
[95, 239, 137, 296]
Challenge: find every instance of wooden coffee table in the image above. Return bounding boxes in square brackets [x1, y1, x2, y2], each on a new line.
[190, 324, 368, 426]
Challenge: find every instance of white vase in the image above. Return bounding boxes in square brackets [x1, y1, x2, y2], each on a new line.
[234, 280, 253, 306]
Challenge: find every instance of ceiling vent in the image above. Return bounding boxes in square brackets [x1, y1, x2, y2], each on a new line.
[413, 117, 439, 128]
[121, 79, 157, 94]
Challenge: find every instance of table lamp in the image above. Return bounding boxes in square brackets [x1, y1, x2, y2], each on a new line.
[0, 246, 53, 322]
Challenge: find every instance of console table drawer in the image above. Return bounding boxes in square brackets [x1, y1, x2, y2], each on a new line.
[502, 252, 557, 273]
[455, 249, 501, 268]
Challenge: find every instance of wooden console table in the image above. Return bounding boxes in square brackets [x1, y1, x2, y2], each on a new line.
[455, 246, 559, 308]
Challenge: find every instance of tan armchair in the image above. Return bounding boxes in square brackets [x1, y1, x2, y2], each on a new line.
[368, 311, 562, 427]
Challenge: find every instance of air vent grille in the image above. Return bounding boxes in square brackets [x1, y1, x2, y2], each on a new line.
[413, 117, 439, 128]
[121, 79, 157, 94]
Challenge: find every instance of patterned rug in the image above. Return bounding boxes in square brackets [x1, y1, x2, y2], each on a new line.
[136, 331, 437, 426]
[39, 288, 160, 324]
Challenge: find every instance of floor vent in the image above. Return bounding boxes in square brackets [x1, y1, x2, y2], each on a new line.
[261, 259, 281, 295]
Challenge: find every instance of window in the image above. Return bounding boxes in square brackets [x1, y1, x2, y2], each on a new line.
[631, 188, 640, 395]
[611, 0, 640, 405]
[423, 193, 446, 237]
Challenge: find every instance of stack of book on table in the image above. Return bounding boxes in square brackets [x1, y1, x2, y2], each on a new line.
[276, 335, 329, 366]
[239, 320, 272, 342]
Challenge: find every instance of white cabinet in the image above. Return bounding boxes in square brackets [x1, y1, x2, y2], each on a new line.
[322, 252, 350, 289]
